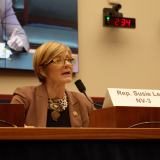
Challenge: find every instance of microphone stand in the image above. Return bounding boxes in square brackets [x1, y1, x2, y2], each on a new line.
[83, 91, 103, 107]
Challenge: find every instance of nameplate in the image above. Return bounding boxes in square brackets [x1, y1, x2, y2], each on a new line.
[103, 88, 160, 108]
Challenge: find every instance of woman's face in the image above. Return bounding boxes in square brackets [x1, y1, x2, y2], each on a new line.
[44, 51, 73, 86]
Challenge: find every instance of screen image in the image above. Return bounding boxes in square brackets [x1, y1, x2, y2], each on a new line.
[0, 0, 78, 72]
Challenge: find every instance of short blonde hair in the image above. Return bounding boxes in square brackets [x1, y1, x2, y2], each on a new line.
[33, 42, 72, 83]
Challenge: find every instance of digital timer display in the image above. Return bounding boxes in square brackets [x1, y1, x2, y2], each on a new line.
[104, 17, 136, 28]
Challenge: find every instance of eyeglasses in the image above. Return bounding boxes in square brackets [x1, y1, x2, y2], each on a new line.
[45, 57, 76, 67]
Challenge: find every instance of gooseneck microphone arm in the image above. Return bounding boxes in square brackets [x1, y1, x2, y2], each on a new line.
[75, 79, 103, 107]
[83, 91, 103, 107]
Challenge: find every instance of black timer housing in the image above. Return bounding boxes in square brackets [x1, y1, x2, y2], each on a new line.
[103, 4, 136, 29]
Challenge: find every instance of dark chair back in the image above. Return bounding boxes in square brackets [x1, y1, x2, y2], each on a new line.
[24, 0, 77, 29]
[28, 0, 77, 23]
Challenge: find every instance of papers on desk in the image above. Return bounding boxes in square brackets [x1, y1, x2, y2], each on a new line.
[0, 43, 12, 59]
[0, 43, 5, 57]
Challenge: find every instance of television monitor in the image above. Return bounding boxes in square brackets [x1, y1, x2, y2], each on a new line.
[0, 0, 78, 73]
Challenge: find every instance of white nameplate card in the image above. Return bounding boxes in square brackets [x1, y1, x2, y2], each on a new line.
[103, 88, 160, 108]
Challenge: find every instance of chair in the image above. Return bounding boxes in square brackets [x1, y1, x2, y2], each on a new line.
[22, 0, 78, 51]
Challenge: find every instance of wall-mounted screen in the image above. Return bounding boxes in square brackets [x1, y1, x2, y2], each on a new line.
[0, 0, 78, 72]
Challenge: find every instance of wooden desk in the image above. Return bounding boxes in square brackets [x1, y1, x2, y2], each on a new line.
[0, 128, 160, 140]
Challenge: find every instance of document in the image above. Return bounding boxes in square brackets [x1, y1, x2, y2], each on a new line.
[0, 43, 12, 59]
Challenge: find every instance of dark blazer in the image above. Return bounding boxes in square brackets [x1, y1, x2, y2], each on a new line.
[0, 0, 29, 51]
[11, 84, 95, 127]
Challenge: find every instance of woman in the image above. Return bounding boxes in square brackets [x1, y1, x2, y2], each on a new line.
[11, 42, 95, 127]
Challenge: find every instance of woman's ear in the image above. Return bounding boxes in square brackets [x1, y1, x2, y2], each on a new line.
[38, 66, 45, 77]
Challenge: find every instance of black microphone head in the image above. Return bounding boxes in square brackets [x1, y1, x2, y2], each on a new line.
[75, 79, 86, 93]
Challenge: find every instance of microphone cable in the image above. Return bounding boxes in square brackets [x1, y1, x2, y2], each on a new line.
[129, 121, 160, 128]
[0, 120, 17, 127]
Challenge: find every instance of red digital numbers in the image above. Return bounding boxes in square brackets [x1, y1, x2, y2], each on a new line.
[121, 19, 125, 26]
[115, 18, 119, 25]
[114, 18, 131, 26]
[126, 19, 131, 26]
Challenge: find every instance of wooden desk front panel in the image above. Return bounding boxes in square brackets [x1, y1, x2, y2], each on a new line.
[0, 128, 160, 140]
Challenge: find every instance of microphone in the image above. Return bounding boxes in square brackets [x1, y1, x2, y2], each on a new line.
[74, 79, 86, 93]
[75, 79, 102, 107]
